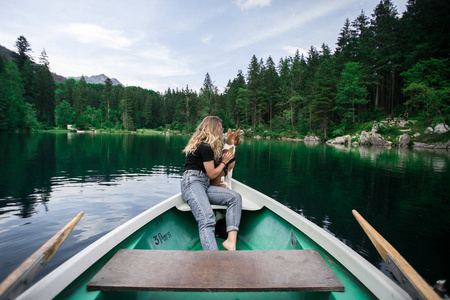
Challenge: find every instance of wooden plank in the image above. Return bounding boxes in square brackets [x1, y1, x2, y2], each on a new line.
[87, 249, 344, 292]
[352, 210, 440, 300]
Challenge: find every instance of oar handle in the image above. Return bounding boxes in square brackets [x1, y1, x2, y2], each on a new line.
[352, 210, 440, 300]
[0, 211, 84, 300]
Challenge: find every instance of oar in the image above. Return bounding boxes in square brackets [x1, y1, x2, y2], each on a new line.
[0, 211, 84, 300]
[352, 210, 440, 300]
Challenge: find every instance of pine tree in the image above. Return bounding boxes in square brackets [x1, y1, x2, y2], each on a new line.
[0, 57, 26, 131]
[262, 56, 280, 128]
[401, 58, 450, 125]
[13, 36, 33, 71]
[35, 49, 55, 126]
[73, 76, 88, 122]
[200, 72, 217, 115]
[247, 55, 262, 126]
[120, 88, 135, 131]
[225, 70, 246, 126]
[310, 45, 338, 138]
[335, 62, 369, 127]
[55, 101, 74, 128]
[370, 0, 401, 112]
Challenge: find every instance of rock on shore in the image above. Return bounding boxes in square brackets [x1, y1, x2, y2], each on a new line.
[327, 123, 449, 150]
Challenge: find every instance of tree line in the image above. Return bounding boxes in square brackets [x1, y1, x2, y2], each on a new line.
[1, 0, 448, 137]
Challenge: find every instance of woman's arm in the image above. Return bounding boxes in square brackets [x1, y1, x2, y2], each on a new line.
[203, 152, 233, 179]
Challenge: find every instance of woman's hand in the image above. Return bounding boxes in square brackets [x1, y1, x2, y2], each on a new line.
[203, 152, 234, 179]
[221, 152, 233, 164]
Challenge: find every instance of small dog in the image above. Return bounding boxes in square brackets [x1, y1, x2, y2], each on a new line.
[210, 128, 241, 189]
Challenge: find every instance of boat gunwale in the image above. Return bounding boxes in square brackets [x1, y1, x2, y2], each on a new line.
[17, 193, 184, 300]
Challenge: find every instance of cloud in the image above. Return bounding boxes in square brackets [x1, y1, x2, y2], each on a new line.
[227, 0, 354, 52]
[201, 35, 213, 44]
[235, 0, 271, 10]
[139, 47, 196, 78]
[63, 23, 136, 50]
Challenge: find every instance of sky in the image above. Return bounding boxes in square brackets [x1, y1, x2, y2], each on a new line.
[0, 0, 408, 93]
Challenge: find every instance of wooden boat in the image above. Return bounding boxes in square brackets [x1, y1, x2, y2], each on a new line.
[17, 180, 411, 300]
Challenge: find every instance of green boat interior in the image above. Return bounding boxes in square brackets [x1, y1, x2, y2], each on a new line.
[54, 207, 377, 300]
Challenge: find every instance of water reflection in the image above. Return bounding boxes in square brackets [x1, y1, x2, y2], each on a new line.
[0, 133, 449, 288]
[0, 133, 187, 219]
[235, 137, 450, 285]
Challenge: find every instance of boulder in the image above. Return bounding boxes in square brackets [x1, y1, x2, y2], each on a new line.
[434, 143, 448, 149]
[434, 123, 450, 134]
[332, 135, 351, 144]
[424, 127, 434, 134]
[413, 142, 435, 149]
[371, 124, 379, 133]
[360, 131, 370, 145]
[398, 134, 411, 148]
[370, 133, 386, 146]
[304, 136, 320, 142]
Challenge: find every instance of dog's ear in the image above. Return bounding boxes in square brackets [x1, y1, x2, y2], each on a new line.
[227, 128, 232, 134]
[235, 128, 240, 135]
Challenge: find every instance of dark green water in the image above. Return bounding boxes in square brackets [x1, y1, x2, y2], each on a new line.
[0, 132, 449, 289]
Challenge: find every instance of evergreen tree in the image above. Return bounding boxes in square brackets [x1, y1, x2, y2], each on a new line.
[247, 55, 262, 126]
[13, 36, 33, 71]
[335, 62, 369, 128]
[370, 0, 401, 112]
[278, 57, 295, 131]
[225, 70, 246, 126]
[21, 58, 36, 107]
[262, 56, 280, 128]
[73, 76, 88, 123]
[102, 78, 113, 122]
[0, 58, 25, 131]
[310, 45, 338, 138]
[120, 88, 135, 130]
[402, 0, 450, 65]
[55, 100, 74, 128]
[402, 58, 450, 125]
[200, 72, 217, 115]
[236, 88, 251, 127]
[35, 49, 55, 126]
[336, 18, 353, 65]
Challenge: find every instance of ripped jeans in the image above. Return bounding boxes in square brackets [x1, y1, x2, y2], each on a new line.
[181, 170, 242, 251]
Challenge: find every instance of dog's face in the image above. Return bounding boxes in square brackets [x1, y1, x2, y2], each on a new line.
[226, 128, 241, 146]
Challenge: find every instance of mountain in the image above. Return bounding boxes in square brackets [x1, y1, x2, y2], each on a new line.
[0, 44, 122, 85]
[0, 44, 14, 61]
[69, 74, 122, 86]
[1, 44, 66, 82]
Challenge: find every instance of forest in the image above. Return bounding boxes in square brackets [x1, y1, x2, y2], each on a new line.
[0, 0, 449, 138]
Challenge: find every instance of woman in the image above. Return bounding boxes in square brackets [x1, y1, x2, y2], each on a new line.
[181, 116, 242, 251]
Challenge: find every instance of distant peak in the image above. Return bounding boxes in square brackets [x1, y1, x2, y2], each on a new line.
[69, 74, 122, 86]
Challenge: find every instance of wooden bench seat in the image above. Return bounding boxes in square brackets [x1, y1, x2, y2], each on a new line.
[87, 249, 344, 292]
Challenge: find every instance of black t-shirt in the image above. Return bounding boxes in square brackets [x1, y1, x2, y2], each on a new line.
[184, 142, 215, 172]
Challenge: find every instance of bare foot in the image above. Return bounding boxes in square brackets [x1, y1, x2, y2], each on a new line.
[222, 239, 236, 251]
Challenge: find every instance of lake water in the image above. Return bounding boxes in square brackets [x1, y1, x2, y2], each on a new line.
[0, 132, 449, 290]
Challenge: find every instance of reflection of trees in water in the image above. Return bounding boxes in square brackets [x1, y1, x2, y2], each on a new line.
[236, 139, 450, 285]
[0, 133, 54, 218]
[0, 133, 188, 218]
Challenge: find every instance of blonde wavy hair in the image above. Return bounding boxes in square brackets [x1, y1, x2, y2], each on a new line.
[183, 116, 223, 161]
